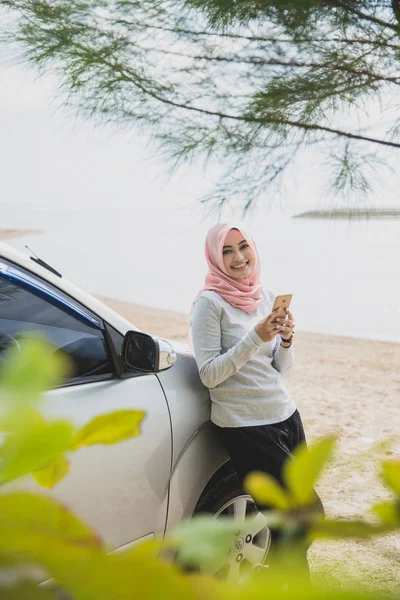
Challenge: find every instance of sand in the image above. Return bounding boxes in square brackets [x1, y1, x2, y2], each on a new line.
[99, 295, 400, 593]
[96, 296, 191, 341]
[0, 229, 43, 240]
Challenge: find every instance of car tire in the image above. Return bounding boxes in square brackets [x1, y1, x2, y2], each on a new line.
[193, 465, 271, 582]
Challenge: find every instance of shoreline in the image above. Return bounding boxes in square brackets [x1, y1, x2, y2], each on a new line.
[98, 294, 400, 347]
[2, 230, 399, 346]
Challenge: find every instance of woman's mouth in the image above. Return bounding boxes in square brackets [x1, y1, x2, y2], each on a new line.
[231, 261, 248, 270]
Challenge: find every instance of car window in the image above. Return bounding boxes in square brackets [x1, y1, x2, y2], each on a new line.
[0, 272, 113, 385]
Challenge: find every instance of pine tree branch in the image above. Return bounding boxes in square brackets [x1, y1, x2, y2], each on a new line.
[147, 46, 400, 86]
[113, 17, 400, 49]
[327, 0, 400, 32]
[392, 0, 400, 25]
[2, 0, 400, 209]
[105, 61, 400, 149]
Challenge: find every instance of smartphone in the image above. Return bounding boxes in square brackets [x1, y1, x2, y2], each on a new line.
[272, 294, 293, 318]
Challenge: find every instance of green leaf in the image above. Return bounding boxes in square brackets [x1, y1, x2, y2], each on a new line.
[71, 409, 145, 450]
[283, 435, 336, 506]
[0, 337, 70, 407]
[0, 492, 102, 560]
[372, 501, 400, 525]
[245, 471, 290, 510]
[33, 454, 71, 489]
[47, 551, 195, 600]
[381, 460, 400, 495]
[0, 581, 58, 599]
[0, 417, 74, 483]
[0, 405, 44, 432]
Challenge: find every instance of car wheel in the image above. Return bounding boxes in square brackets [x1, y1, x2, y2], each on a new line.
[194, 469, 271, 582]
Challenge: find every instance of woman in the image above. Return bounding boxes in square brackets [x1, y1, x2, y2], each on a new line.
[190, 222, 316, 577]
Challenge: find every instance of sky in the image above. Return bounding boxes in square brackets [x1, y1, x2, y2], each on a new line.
[0, 59, 214, 214]
[1, 53, 399, 219]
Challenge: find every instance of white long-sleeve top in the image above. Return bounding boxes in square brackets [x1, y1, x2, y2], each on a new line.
[190, 289, 296, 427]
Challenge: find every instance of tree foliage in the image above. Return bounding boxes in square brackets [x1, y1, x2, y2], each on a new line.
[1, 0, 400, 209]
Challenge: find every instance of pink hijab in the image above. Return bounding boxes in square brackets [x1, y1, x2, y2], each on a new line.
[196, 222, 263, 313]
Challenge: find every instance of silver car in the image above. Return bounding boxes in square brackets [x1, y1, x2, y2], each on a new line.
[0, 241, 270, 579]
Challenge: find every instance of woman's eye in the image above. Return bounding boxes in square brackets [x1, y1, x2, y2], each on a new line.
[240, 244, 249, 250]
[222, 249, 231, 255]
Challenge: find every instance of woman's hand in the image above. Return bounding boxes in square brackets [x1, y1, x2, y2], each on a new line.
[277, 309, 295, 343]
[254, 308, 295, 343]
[254, 310, 282, 343]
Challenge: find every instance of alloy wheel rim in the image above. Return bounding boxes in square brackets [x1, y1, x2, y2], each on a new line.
[211, 494, 271, 583]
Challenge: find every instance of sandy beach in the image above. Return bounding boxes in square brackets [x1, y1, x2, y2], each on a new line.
[98, 298, 400, 592]
[0, 229, 42, 240]
[2, 230, 400, 591]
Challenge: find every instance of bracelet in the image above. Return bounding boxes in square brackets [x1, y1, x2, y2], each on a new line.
[280, 341, 292, 348]
[280, 333, 294, 345]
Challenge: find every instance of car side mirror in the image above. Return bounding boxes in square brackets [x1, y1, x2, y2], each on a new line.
[122, 330, 177, 373]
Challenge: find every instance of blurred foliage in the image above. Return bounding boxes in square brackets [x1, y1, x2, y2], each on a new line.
[1, 0, 400, 211]
[0, 338, 145, 488]
[0, 337, 399, 598]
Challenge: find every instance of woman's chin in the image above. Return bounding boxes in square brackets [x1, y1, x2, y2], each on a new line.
[230, 266, 253, 279]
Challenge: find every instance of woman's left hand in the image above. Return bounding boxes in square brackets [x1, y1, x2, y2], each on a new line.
[276, 308, 295, 340]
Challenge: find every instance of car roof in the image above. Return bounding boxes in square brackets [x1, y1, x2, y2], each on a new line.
[0, 240, 137, 335]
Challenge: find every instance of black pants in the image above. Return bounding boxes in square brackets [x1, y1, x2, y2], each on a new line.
[215, 410, 323, 578]
[216, 409, 307, 488]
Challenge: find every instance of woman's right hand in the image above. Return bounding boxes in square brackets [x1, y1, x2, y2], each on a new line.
[254, 311, 280, 343]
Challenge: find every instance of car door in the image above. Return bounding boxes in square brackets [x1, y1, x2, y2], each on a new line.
[0, 260, 172, 550]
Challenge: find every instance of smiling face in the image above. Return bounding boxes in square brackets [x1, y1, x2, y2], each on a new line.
[222, 228, 256, 279]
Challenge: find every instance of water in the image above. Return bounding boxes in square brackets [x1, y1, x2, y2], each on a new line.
[2, 202, 400, 343]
